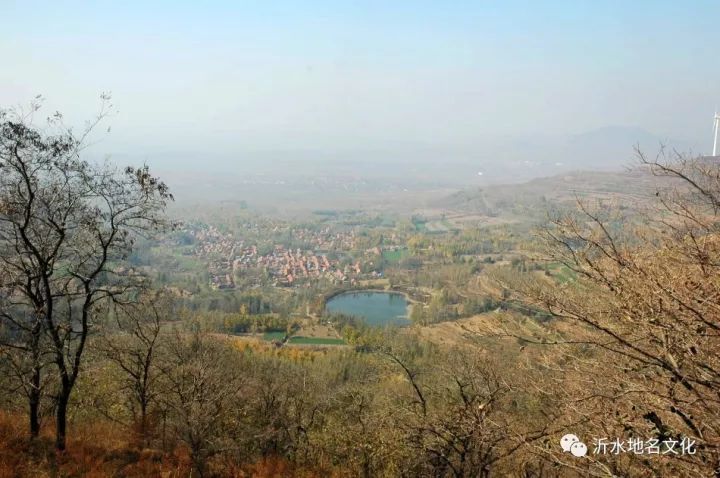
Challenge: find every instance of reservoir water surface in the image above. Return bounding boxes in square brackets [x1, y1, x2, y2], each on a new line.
[326, 291, 410, 327]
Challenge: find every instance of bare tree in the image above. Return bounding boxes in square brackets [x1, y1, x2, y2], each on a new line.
[495, 149, 720, 475]
[98, 292, 169, 446]
[0, 98, 172, 450]
[159, 332, 245, 477]
[368, 333, 550, 477]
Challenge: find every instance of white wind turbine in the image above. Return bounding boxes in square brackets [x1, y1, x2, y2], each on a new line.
[714, 111, 720, 156]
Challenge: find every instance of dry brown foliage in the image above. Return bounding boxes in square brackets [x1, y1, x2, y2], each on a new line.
[494, 151, 720, 476]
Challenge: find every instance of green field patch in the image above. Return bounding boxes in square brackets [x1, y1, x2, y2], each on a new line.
[262, 331, 287, 341]
[382, 248, 408, 263]
[547, 263, 577, 284]
[287, 336, 345, 345]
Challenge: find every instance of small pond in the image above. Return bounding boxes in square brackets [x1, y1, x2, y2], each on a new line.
[326, 291, 410, 327]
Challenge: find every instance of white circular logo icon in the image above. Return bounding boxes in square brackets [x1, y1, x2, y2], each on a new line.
[560, 433, 580, 452]
[560, 433, 587, 457]
[570, 441, 588, 457]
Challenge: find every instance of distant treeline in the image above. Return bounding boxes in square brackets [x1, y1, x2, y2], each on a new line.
[175, 292, 275, 314]
[193, 311, 294, 334]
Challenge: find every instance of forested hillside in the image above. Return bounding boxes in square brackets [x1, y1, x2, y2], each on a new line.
[1, 110, 719, 477]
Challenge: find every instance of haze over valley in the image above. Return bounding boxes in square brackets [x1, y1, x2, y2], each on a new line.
[2, 2, 720, 477]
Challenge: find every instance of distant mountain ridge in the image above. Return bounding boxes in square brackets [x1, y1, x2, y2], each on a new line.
[564, 125, 700, 169]
[434, 166, 682, 217]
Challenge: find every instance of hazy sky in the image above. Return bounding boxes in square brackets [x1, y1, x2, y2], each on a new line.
[2, 0, 719, 157]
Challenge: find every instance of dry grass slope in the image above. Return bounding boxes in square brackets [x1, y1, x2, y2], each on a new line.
[0, 411, 341, 478]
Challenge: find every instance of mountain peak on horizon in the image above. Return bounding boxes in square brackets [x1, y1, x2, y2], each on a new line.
[571, 125, 663, 146]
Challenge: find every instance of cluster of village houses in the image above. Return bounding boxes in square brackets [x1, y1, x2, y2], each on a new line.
[234, 246, 363, 287]
[184, 224, 364, 289]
